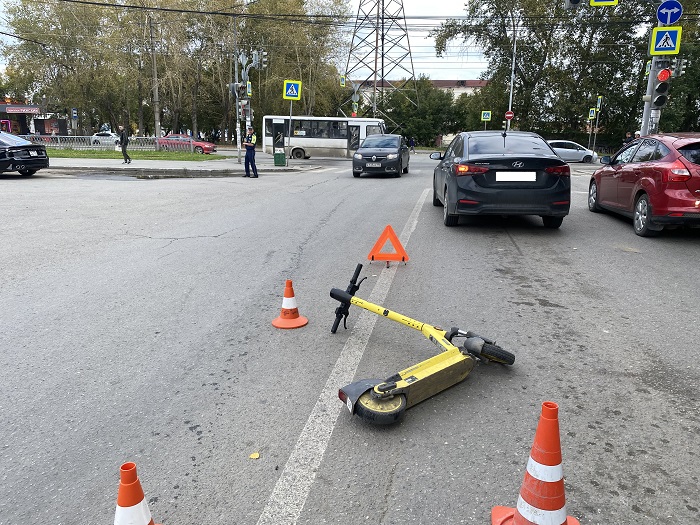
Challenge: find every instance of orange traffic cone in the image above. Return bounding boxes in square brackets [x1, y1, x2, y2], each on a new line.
[272, 279, 308, 329]
[114, 462, 160, 525]
[492, 401, 580, 525]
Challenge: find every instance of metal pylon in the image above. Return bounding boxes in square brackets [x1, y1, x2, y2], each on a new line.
[344, 0, 418, 128]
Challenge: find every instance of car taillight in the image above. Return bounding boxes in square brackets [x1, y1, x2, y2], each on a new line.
[662, 160, 691, 182]
[454, 164, 489, 176]
[545, 165, 570, 176]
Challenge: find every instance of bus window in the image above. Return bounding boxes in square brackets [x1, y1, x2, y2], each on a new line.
[265, 119, 274, 136]
[331, 121, 347, 139]
[366, 125, 382, 136]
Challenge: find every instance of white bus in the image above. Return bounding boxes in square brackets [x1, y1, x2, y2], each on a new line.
[262, 115, 385, 159]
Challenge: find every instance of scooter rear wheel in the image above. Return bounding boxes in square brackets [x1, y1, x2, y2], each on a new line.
[481, 343, 515, 365]
[355, 391, 406, 425]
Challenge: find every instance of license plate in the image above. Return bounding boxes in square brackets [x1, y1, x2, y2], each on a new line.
[496, 171, 536, 182]
[29, 150, 38, 156]
[366, 162, 381, 168]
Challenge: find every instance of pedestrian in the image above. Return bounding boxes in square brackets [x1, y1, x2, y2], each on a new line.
[118, 125, 131, 164]
[409, 136, 415, 153]
[634, 131, 641, 139]
[243, 126, 258, 178]
[622, 131, 633, 145]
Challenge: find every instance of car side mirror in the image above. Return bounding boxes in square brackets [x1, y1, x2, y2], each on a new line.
[429, 152, 442, 160]
[600, 156, 611, 164]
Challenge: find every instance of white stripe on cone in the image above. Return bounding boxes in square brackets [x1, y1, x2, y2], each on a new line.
[114, 499, 152, 525]
[516, 495, 568, 525]
[526, 456, 564, 483]
[281, 296, 298, 309]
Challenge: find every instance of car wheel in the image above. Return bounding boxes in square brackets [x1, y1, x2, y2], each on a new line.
[432, 176, 441, 206]
[633, 194, 661, 237]
[194, 146, 204, 154]
[542, 216, 564, 228]
[403, 163, 409, 174]
[588, 180, 601, 212]
[353, 172, 360, 178]
[583, 155, 592, 163]
[292, 148, 304, 159]
[18, 169, 36, 176]
[443, 188, 458, 226]
[394, 162, 402, 178]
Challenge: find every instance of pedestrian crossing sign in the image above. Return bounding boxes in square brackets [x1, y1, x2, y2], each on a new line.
[481, 110, 492, 121]
[649, 26, 682, 55]
[283, 80, 302, 100]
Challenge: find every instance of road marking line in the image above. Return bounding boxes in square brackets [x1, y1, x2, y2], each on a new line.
[256, 188, 430, 525]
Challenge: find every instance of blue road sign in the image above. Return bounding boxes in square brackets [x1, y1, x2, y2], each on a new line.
[649, 26, 682, 55]
[657, 0, 683, 25]
[283, 80, 302, 100]
[72, 108, 78, 119]
[481, 111, 491, 122]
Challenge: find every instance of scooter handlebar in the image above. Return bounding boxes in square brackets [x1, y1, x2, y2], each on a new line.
[330, 288, 353, 303]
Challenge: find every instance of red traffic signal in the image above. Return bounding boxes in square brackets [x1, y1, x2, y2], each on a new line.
[657, 68, 672, 82]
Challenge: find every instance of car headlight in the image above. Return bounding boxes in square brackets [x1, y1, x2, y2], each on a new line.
[353, 153, 363, 159]
[387, 153, 398, 160]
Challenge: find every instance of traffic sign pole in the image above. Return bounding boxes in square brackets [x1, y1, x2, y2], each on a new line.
[641, 1, 683, 135]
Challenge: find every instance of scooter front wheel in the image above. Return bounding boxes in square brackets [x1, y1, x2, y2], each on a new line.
[481, 343, 515, 365]
[355, 391, 406, 425]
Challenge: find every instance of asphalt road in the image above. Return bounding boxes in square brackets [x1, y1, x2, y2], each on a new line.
[1, 156, 699, 525]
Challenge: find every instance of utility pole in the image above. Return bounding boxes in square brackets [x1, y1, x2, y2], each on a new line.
[148, 15, 161, 145]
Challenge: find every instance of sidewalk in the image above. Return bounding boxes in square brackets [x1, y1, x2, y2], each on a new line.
[46, 152, 318, 178]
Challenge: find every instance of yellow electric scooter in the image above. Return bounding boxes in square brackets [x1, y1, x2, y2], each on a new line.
[330, 263, 515, 425]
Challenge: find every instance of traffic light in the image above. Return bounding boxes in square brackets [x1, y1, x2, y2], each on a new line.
[651, 68, 671, 108]
[240, 99, 248, 119]
[672, 58, 688, 77]
[237, 83, 247, 100]
[261, 51, 268, 68]
[564, 0, 583, 9]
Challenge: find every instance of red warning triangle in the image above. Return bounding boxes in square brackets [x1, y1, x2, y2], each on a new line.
[367, 225, 409, 263]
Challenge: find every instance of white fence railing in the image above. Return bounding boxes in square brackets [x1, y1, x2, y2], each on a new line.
[18, 135, 184, 152]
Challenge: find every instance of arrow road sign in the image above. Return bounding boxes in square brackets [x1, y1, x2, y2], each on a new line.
[649, 26, 682, 55]
[283, 80, 302, 100]
[657, 0, 683, 25]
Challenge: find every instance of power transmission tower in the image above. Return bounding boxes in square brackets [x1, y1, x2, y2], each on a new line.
[344, 0, 418, 129]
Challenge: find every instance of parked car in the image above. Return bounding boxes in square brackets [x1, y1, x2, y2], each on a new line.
[91, 131, 120, 145]
[0, 131, 50, 176]
[548, 139, 598, 163]
[431, 130, 570, 228]
[352, 134, 409, 177]
[588, 133, 700, 236]
[156, 134, 217, 154]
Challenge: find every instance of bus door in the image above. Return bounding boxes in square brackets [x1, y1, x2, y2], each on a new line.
[349, 126, 360, 151]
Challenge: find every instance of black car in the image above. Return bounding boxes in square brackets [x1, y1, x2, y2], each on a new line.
[0, 132, 50, 176]
[353, 133, 410, 177]
[431, 130, 570, 228]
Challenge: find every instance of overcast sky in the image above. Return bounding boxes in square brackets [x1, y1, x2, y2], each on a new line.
[346, 0, 488, 81]
[0, 1, 487, 81]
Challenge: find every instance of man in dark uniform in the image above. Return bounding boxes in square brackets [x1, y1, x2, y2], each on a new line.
[243, 126, 258, 178]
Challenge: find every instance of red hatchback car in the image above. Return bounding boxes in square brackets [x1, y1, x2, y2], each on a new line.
[156, 134, 217, 154]
[588, 133, 700, 236]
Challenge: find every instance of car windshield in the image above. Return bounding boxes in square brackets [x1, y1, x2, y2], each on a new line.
[0, 132, 31, 147]
[468, 134, 551, 156]
[361, 135, 399, 148]
[678, 143, 700, 165]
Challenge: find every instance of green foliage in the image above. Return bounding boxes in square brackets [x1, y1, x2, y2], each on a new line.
[2, 0, 350, 139]
[431, 0, 700, 147]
